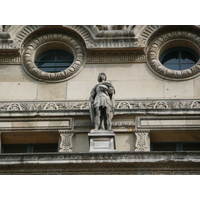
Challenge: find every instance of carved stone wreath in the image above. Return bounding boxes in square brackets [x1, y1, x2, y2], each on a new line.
[21, 33, 86, 82]
[146, 30, 200, 80]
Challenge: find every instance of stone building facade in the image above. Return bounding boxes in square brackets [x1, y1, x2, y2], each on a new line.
[0, 25, 200, 174]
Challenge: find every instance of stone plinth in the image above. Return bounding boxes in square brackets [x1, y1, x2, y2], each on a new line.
[88, 130, 116, 152]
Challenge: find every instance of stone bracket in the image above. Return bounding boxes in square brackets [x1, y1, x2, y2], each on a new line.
[134, 129, 150, 151]
[59, 130, 75, 152]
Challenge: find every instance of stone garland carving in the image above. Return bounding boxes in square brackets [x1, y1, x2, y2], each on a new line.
[134, 129, 150, 151]
[115, 100, 200, 109]
[1, 99, 200, 112]
[86, 50, 145, 63]
[21, 32, 86, 82]
[59, 130, 74, 152]
[146, 30, 200, 80]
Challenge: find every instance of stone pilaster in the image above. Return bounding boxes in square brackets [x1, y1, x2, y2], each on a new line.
[134, 129, 150, 151]
[58, 130, 74, 152]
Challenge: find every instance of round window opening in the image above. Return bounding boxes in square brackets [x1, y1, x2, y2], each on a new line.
[35, 49, 74, 73]
[159, 47, 199, 71]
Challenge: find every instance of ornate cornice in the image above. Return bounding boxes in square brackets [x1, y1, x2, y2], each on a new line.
[0, 152, 200, 163]
[0, 99, 200, 112]
[115, 99, 200, 109]
[6, 25, 138, 50]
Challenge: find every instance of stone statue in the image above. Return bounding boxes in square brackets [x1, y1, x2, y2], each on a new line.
[89, 73, 115, 131]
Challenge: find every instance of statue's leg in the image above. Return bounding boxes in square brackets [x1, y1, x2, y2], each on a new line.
[106, 107, 112, 130]
[100, 107, 105, 130]
[94, 107, 101, 130]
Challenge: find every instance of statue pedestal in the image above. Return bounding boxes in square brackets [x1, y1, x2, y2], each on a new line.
[88, 130, 116, 152]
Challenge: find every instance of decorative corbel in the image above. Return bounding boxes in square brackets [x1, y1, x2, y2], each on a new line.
[134, 129, 150, 151]
[58, 130, 74, 152]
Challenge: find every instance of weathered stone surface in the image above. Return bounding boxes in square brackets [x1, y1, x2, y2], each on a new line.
[37, 82, 67, 100]
[0, 152, 200, 174]
[0, 82, 38, 100]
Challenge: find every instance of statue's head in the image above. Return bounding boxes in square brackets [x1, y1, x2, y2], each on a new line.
[98, 73, 107, 82]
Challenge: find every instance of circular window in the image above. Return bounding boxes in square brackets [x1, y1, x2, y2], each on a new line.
[35, 49, 74, 73]
[21, 32, 86, 82]
[146, 30, 200, 80]
[159, 47, 199, 70]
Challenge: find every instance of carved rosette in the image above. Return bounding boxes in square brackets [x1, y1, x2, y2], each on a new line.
[135, 129, 150, 151]
[21, 33, 86, 82]
[59, 131, 74, 152]
[146, 30, 200, 80]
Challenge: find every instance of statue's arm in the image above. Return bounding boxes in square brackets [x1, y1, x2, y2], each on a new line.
[100, 84, 114, 94]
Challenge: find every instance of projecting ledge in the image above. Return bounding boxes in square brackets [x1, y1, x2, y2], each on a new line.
[0, 152, 200, 166]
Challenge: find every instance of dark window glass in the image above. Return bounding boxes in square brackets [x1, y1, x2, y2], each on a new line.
[151, 142, 200, 151]
[2, 144, 28, 153]
[35, 49, 74, 73]
[159, 47, 199, 70]
[2, 144, 58, 153]
[182, 143, 200, 151]
[33, 144, 58, 153]
[151, 143, 177, 151]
